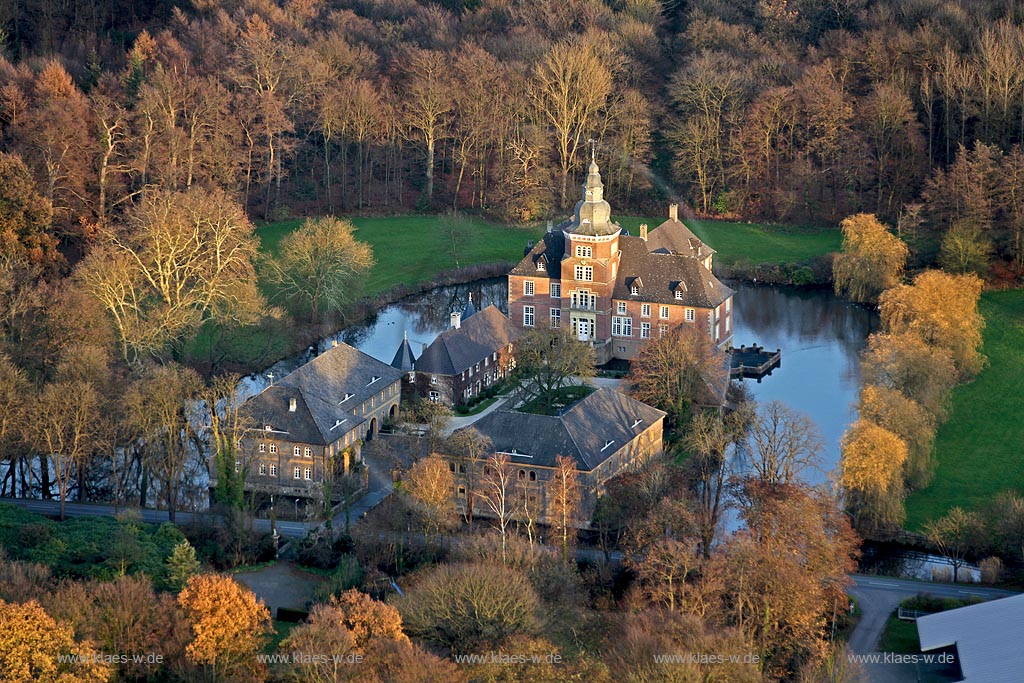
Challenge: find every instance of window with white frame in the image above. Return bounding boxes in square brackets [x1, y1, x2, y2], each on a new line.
[259, 463, 267, 475]
[630, 285, 639, 296]
[293, 466, 300, 479]
[660, 306, 669, 319]
[430, 375, 437, 385]
[550, 282, 561, 298]
[641, 322, 651, 338]
[659, 324, 669, 337]
[293, 446, 300, 456]
[612, 317, 632, 337]
[641, 303, 651, 318]
[550, 308, 561, 327]
[524, 280, 534, 296]
[575, 245, 592, 258]
[617, 301, 626, 314]
[523, 305, 535, 327]
[269, 443, 278, 454]
[258, 443, 266, 453]
[269, 464, 277, 477]
[685, 308, 695, 322]
[574, 265, 593, 281]
[675, 290, 683, 300]
[428, 391, 440, 402]
[726, 298, 732, 313]
[304, 467, 312, 481]
[304, 447, 312, 457]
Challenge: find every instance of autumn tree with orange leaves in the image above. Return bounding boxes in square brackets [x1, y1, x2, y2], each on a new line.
[833, 213, 909, 304]
[177, 574, 272, 682]
[0, 599, 111, 683]
[840, 419, 909, 530]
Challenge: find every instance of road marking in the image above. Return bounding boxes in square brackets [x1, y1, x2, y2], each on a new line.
[865, 581, 900, 587]
[958, 590, 988, 596]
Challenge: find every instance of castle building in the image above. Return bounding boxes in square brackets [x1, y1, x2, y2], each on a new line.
[404, 302, 519, 406]
[508, 157, 734, 364]
[439, 387, 666, 526]
[217, 342, 402, 500]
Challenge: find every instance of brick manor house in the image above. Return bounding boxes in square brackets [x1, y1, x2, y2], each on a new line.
[508, 157, 734, 364]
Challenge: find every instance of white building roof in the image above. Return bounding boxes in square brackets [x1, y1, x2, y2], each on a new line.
[917, 593, 1024, 682]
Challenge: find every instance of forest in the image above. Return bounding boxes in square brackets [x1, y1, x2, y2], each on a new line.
[1, 1, 1024, 682]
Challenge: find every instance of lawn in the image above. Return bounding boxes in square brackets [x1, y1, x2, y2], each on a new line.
[257, 214, 542, 296]
[904, 290, 1024, 530]
[518, 385, 595, 416]
[617, 216, 840, 266]
[878, 613, 921, 654]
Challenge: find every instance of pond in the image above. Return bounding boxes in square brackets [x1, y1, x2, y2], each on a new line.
[246, 279, 878, 482]
[729, 283, 879, 483]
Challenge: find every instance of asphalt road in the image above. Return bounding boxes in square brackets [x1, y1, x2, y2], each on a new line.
[0, 497, 314, 538]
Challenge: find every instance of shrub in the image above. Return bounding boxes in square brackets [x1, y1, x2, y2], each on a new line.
[979, 556, 1004, 584]
[397, 562, 540, 651]
[312, 555, 365, 603]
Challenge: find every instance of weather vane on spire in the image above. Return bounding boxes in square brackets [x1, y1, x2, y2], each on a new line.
[588, 138, 597, 163]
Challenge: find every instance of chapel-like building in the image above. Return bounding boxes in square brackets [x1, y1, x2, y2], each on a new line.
[508, 157, 735, 364]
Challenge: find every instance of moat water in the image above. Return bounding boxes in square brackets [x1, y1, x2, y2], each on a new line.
[245, 279, 878, 481]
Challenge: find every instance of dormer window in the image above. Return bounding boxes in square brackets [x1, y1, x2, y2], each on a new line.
[536, 256, 546, 271]
[675, 290, 683, 300]
[264, 425, 272, 432]
[630, 285, 639, 296]
[340, 392, 354, 403]
[600, 440, 615, 452]
[631, 418, 643, 429]
[368, 376, 380, 385]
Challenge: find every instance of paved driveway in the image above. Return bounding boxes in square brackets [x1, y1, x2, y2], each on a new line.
[848, 574, 1017, 683]
[233, 560, 322, 616]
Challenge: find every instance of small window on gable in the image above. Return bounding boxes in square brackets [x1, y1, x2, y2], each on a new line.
[675, 289, 683, 300]
[631, 285, 639, 296]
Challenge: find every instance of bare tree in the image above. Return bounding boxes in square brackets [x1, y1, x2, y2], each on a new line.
[532, 38, 612, 208]
[477, 451, 518, 564]
[744, 401, 823, 486]
[549, 455, 580, 562]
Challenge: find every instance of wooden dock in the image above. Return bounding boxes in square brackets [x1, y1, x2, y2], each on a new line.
[729, 344, 781, 381]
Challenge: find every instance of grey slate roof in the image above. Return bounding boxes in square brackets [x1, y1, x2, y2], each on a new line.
[415, 305, 520, 376]
[461, 293, 478, 322]
[390, 333, 416, 373]
[614, 235, 733, 308]
[509, 231, 732, 310]
[646, 218, 717, 259]
[243, 342, 400, 445]
[508, 229, 565, 279]
[457, 387, 665, 470]
[917, 593, 1024, 683]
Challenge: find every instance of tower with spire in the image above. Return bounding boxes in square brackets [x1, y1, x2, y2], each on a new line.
[507, 147, 735, 364]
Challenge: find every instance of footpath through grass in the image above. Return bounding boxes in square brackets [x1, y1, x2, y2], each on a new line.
[904, 290, 1024, 530]
[617, 216, 839, 266]
[258, 215, 541, 296]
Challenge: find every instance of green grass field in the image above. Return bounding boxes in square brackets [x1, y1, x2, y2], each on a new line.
[617, 216, 839, 266]
[878, 613, 921, 654]
[257, 215, 541, 296]
[904, 290, 1024, 530]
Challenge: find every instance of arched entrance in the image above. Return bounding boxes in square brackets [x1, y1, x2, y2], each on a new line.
[389, 404, 397, 420]
[367, 417, 377, 440]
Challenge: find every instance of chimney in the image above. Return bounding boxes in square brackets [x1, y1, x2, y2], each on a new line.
[669, 204, 679, 221]
[450, 312, 461, 329]
[288, 397, 297, 412]
[331, 339, 338, 347]
[639, 223, 648, 241]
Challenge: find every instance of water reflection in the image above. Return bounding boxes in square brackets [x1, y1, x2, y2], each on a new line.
[241, 280, 508, 399]
[730, 283, 879, 482]
[245, 280, 877, 484]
